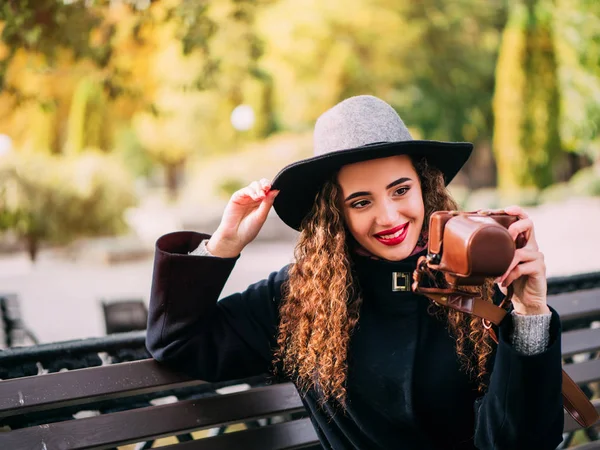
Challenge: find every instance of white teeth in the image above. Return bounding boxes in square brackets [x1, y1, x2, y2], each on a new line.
[378, 229, 403, 240]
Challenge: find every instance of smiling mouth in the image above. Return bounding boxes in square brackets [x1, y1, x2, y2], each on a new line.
[373, 223, 410, 246]
[374, 223, 409, 239]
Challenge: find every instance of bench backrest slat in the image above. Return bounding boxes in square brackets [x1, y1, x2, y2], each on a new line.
[0, 330, 146, 365]
[0, 359, 204, 418]
[0, 383, 304, 450]
[547, 288, 600, 323]
[561, 327, 600, 358]
[563, 358, 600, 386]
[158, 418, 319, 450]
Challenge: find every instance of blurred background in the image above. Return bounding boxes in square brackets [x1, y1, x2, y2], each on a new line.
[0, 0, 599, 345]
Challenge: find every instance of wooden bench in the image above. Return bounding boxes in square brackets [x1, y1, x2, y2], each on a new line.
[0, 330, 320, 449]
[0, 279, 598, 449]
[548, 286, 600, 448]
[0, 359, 319, 449]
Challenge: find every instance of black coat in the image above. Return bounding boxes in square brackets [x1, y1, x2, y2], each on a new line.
[146, 231, 564, 449]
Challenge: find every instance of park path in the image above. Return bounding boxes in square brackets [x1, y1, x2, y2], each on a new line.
[0, 197, 598, 344]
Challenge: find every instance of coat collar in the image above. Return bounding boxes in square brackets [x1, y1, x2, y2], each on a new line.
[351, 248, 427, 315]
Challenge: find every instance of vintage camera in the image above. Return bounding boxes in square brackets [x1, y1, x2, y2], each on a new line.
[425, 211, 526, 287]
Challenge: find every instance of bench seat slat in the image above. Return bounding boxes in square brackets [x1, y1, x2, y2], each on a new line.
[561, 327, 600, 358]
[564, 399, 600, 433]
[159, 418, 320, 450]
[0, 383, 304, 450]
[547, 288, 600, 323]
[563, 358, 600, 385]
[0, 359, 206, 418]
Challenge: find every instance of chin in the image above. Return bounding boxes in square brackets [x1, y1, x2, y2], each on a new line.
[381, 249, 413, 261]
[369, 239, 418, 261]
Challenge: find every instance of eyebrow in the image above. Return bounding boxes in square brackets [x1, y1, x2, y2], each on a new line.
[343, 177, 413, 202]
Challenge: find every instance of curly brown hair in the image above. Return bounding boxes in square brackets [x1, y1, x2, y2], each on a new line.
[275, 157, 495, 406]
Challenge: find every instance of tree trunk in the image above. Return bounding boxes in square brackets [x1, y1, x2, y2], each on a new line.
[462, 139, 497, 189]
[165, 162, 182, 201]
[25, 234, 39, 262]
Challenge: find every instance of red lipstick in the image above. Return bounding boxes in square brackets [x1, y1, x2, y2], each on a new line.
[373, 223, 409, 246]
[374, 223, 407, 237]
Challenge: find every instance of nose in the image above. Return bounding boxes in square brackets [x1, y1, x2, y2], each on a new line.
[375, 198, 400, 227]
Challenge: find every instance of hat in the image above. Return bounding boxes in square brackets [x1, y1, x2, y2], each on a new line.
[271, 95, 473, 231]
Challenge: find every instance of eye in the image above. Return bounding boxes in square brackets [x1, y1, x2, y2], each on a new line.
[350, 199, 370, 209]
[395, 186, 410, 196]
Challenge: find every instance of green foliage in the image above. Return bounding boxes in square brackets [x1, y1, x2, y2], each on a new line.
[447, 185, 470, 210]
[498, 187, 540, 207]
[493, 0, 562, 192]
[464, 188, 500, 211]
[113, 126, 154, 178]
[217, 177, 246, 199]
[168, 0, 217, 56]
[570, 166, 600, 196]
[554, 0, 600, 158]
[539, 182, 572, 204]
[391, 0, 507, 143]
[539, 167, 600, 203]
[0, 151, 137, 260]
[65, 77, 110, 154]
[1, 0, 599, 209]
[0, 0, 256, 103]
[259, 0, 506, 143]
[465, 186, 542, 210]
[0, 0, 107, 92]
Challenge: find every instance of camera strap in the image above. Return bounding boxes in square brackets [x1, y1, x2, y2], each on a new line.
[412, 256, 599, 429]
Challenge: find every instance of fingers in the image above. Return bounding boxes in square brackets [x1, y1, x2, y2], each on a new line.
[256, 189, 280, 219]
[258, 178, 271, 190]
[479, 205, 536, 249]
[505, 247, 541, 271]
[501, 260, 545, 288]
[478, 205, 529, 219]
[249, 179, 270, 199]
[507, 217, 536, 249]
[501, 205, 529, 219]
[498, 247, 545, 286]
[232, 179, 277, 203]
[507, 217, 532, 239]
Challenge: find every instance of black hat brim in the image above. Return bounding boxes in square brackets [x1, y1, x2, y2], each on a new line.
[271, 140, 473, 231]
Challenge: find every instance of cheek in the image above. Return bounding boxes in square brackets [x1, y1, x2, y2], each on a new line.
[344, 211, 371, 238]
[407, 194, 425, 222]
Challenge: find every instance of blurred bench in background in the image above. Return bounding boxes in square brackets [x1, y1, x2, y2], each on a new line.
[0, 294, 38, 350]
[101, 298, 148, 335]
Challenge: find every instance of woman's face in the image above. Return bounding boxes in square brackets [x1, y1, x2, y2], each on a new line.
[337, 155, 425, 261]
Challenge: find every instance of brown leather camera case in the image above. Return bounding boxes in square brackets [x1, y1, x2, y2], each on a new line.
[427, 211, 521, 286]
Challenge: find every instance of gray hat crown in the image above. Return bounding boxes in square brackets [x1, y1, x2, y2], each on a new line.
[313, 95, 413, 156]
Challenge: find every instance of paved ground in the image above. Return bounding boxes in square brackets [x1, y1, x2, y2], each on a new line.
[0, 240, 297, 344]
[0, 197, 599, 344]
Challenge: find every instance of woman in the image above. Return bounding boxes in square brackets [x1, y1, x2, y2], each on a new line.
[146, 96, 563, 449]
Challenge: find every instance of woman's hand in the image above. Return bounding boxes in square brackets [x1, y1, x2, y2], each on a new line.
[207, 179, 279, 258]
[486, 205, 550, 316]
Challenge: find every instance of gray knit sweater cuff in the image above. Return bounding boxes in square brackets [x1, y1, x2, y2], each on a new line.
[188, 239, 214, 256]
[510, 311, 552, 355]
